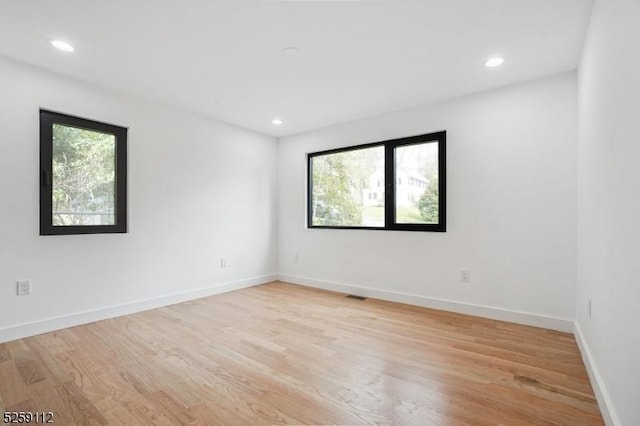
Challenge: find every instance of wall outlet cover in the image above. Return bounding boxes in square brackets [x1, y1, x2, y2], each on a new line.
[17, 280, 31, 296]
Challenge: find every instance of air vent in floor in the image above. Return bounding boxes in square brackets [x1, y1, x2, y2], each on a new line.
[346, 294, 367, 301]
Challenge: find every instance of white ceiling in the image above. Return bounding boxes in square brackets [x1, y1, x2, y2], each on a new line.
[0, 0, 593, 137]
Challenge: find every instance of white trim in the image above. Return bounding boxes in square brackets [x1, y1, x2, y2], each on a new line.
[277, 274, 574, 332]
[574, 321, 620, 426]
[0, 274, 277, 344]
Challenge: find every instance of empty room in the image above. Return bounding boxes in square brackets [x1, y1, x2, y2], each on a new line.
[0, 0, 638, 424]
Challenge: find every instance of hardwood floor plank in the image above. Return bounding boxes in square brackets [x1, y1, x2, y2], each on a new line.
[0, 343, 11, 363]
[0, 360, 31, 407]
[7, 340, 49, 386]
[0, 282, 603, 424]
[145, 390, 198, 426]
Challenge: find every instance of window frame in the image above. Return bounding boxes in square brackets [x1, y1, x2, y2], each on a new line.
[307, 131, 446, 232]
[39, 109, 128, 235]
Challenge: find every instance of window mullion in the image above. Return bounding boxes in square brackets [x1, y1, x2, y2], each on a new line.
[384, 143, 395, 230]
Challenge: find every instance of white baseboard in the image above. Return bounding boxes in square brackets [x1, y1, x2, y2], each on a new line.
[574, 321, 619, 426]
[277, 273, 574, 333]
[0, 274, 277, 344]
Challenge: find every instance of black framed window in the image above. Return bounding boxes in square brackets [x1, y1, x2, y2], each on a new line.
[307, 131, 446, 232]
[40, 110, 128, 235]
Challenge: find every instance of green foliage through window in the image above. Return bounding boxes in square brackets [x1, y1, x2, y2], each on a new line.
[40, 109, 127, 235]
[52, 124, 116, 226]
[311, 146, 383, 227]
[308, 131, 446, 232]
[418, 176, 439, 223]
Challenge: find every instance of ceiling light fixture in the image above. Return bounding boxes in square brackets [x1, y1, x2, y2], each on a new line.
[485, 57, 504, 68]
[272, 118, 283, 125]
[51, 40, 75, 53]
[282, 47, 299, 56]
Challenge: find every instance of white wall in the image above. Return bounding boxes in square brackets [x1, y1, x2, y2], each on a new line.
[0, 57, 278, 341]
[278, 72, 578, 330]
[577, 0, 640, 424]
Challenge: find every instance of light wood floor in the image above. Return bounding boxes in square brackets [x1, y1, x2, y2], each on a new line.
[0, 282, 603, 425]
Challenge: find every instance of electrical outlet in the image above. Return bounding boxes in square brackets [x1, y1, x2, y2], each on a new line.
[460, 270, 471, 283]
[588, 299, 592, 319]
[294, 254, 299, 264]
[221, 258, 229, 268]
[17, 280, 31, 296]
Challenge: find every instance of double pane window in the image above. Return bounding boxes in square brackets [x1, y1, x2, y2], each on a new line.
[308, 131, 446, 232]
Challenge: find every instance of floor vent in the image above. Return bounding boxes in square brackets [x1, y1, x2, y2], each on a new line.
[346, 294, 367, 301]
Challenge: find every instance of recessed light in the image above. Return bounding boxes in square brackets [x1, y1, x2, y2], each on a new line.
[282, 47, 299, 56]
[485, 57, 504, 68]
[51, 40, 74, 53]
[272, 118, 283, 125]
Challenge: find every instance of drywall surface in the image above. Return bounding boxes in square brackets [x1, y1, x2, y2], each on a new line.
[577, 0, 640, 424]
[278, 72, 578, 324]
[0, 57, 278, 337]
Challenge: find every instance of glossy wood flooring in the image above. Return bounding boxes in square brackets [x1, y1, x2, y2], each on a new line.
[0, 282, 603, 425]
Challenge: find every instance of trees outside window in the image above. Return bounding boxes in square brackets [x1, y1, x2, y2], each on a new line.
[40, 110, 127, 235]
[308, 131, 446, 232]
